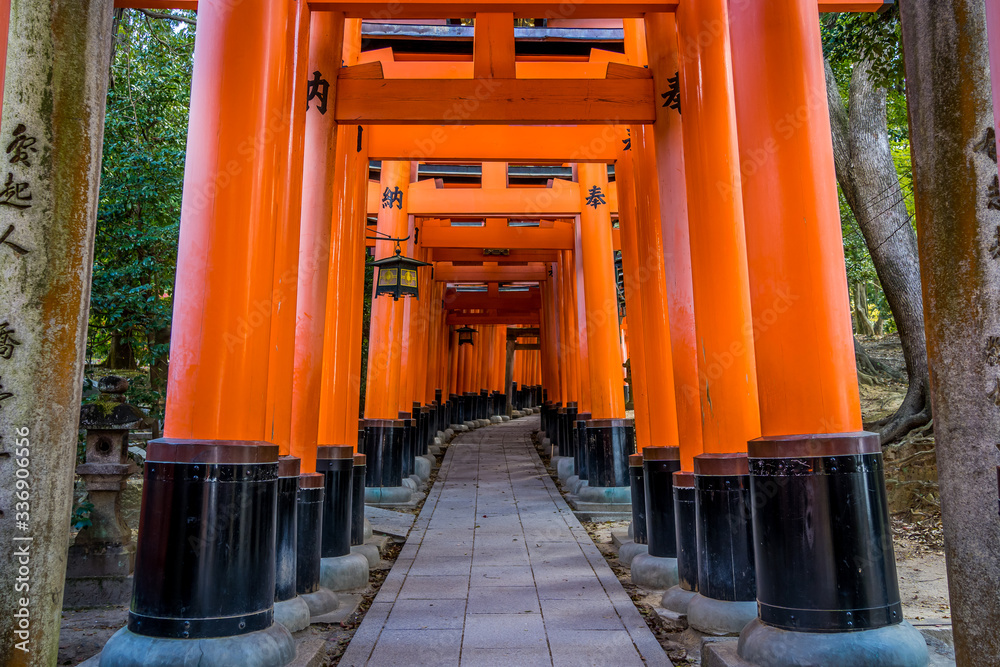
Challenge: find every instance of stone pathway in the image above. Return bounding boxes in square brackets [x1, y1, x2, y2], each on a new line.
[339, 415, 670, 666]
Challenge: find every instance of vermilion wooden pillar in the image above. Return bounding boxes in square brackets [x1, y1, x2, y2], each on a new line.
[125, 0, 299, 658]
[164, 0, 291, 443]
[264, 0, 308, 456]
[578, 163, 626, 419]
[541, 264, 562, 403]
[363, 160, 410, 419]
[630, 124, 681, 453]
[558, 253, 579, 405]
[290, 10, 344, 471]
[728, 3, 924, 661]
[675, 0, 761, 454]
[615, 144, 652, 450]
[448, 328, 459, 395]
[571, 230, 592, 415]
[674, 0, 762, 634]
[398, 208, 419, 411]
[644, 13, 703, 471]
[729, 6, 861, 437]
[342, 86, 369, 439]
[314, 19, 365, 448]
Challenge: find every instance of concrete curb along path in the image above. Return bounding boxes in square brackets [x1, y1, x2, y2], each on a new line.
[339, 415, 671, 666]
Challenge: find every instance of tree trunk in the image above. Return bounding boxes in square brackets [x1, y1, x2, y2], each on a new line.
[854, 281, 875, 335]
[899, 2, 1000, 664]
[106, 331, 137, 370]
[148, 324, 170, 413]
[825, 57, 931, 443]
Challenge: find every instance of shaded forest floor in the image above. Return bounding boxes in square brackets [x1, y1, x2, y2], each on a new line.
[858, 334, 948, 621]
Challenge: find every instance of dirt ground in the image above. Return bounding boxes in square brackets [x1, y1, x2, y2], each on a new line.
[858, 335, 949, 620]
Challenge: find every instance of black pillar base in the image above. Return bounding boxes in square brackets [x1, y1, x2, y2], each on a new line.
[642, 446, 680, 558]
[745, 433, 915, 638]
[573, 413, 592, 483]
[628, 453, 647, 545]
[350, 454, 366, 547]
[360, 419, 405, 487]
[673, 471, 698, 593]
[125, 439, 281, 641]
[690, 453, 756, 635]
[584, 418, 636, 487]
[296, 472, 325, 597]
[317, 445, 354, 559]
[275, 456, 300, 604]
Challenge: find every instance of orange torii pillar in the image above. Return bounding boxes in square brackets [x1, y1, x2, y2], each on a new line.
[313, 19, 367, 451]
[643, 13, 703, 473]
[103, 1, 300, 662]
[675, 0, 763, 634]
[360, 160, 417, 504]
[291, 12, 343, 474]
[620, 18, 687, 592]
[540, 261, 562, 404]
[291, 13, 370, 608]
[575, 163, 631, 504]
[559, 251, 581, 412]
[728, 4, 928, 663]
[634, 13, 705, 613]
[615, 145, 653, 452]
[571, 233, 593, 417]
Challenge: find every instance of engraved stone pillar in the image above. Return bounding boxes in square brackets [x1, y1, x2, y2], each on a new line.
[0, 2, 114, 664]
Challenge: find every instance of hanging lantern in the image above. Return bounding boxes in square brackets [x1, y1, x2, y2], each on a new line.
[457, 326, 477, 346]
[366, 235, 431, 301]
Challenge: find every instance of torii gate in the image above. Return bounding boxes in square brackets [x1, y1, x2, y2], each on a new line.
[0, 1, 942, 666]
[108, 2, 922, 666]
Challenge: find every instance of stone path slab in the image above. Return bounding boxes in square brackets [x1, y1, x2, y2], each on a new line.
[339, 416, 670, 666]
[366, 506, 417, 538]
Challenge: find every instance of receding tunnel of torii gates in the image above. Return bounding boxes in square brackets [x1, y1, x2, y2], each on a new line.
[4, 1, 999, 666]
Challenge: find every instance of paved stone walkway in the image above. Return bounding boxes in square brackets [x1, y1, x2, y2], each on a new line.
[339, 415, 670, 666]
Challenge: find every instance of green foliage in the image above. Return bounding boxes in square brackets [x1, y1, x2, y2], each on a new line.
[822, 7, 903, 93]
[89, 11, 194, 388]
[825, 9, 911, 337]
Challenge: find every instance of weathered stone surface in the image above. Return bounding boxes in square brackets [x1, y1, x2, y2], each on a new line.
[98, 624, 295, 667]
[273, 595, 311, 633]
[737, 618, 930, 667]
[630, 553, 678, 590]
[899, 3, 999, 665]
[687, 594, 757, 636]
[0, 2, 114, 663]
[320, 552, 370, 591]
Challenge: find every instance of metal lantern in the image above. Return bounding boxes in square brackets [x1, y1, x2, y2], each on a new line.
[457, 326, 477, 346]
[366, 236, 431, 301]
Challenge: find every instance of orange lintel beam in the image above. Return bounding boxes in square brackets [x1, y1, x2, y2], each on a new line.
[366, 125, 621, 162]
[357, 47, 648, 80]
[308, 0, 887, 17]
[334, 77, 654, 124]
[447, 312, 541, 325]
[369, 180, 619, 217]
[420, 220, 575, 250]
[443, 291, 542, 311]
[435, 263, 548, 282]
[115, 1, 889, 14]
[431, 248, 560, 263]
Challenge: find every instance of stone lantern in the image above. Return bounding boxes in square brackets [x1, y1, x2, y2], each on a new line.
[63, 376, 144, 608]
